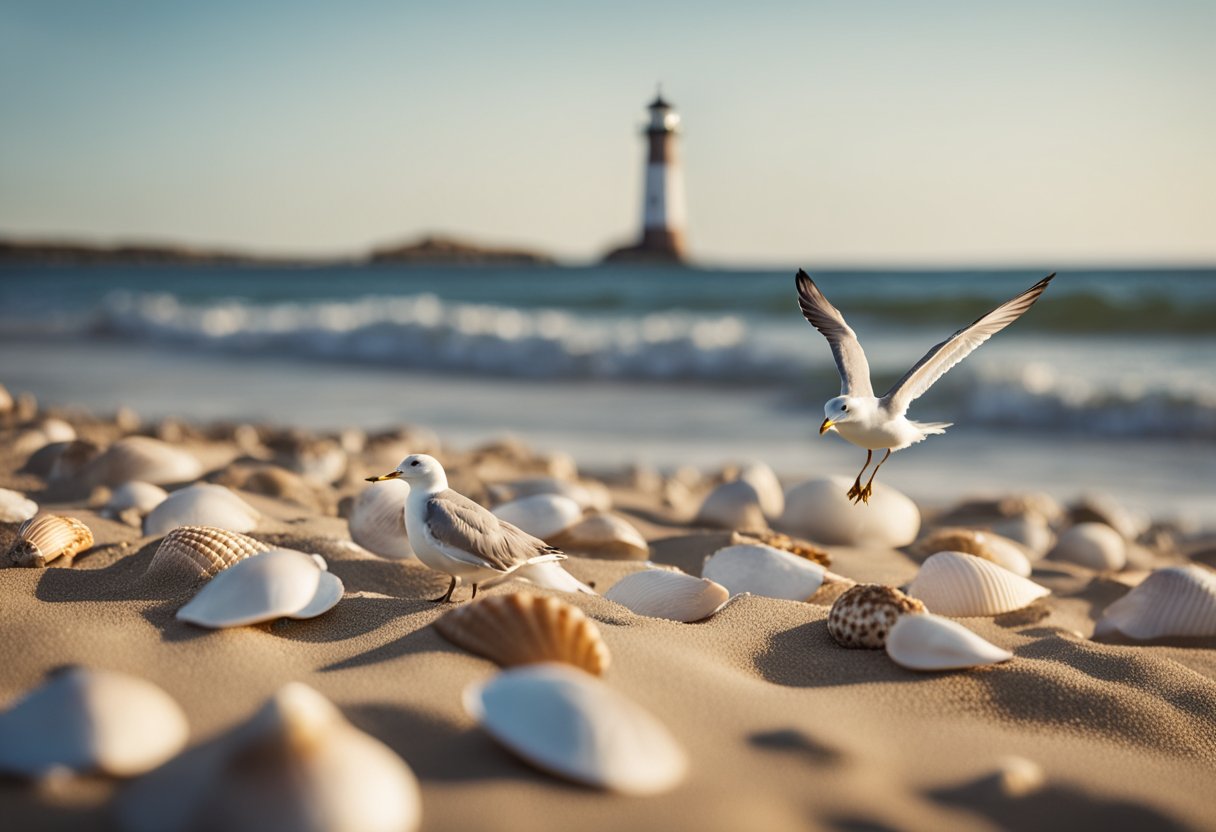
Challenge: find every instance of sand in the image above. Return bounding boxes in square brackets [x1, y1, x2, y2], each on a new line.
[1, 406, 1215, 832]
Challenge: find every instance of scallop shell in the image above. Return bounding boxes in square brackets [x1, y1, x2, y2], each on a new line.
[102, 481, 169, 519]
[0, 666, 188, 778]
[463, 663, 687, 795]
[433, 592, 610, 675]
[5, 514, 94, 568]
[492, 493, 584, 540]
[907, 551, 1050, 616]
[548, 513, 649, 560]
[827, 584, 926, 649]
[779, 476, 920, 547]
[145, 526, 271, 586]
[347, 478, 414, 559]
[0, 487, 37, 523]
[914, 528, 1032, 577]
[83, 436, 203, 487]
[1094, 565, 1216, 640]
[604, 569, 729, 622]
[1048, 522, 1127, 571]
[694, 480, 768, 532]
[144, 483, 260, 537]
[116, 683, 421, 832]
[885, 612, 1014, 671]
[702, 543, 826, 601]
[176, 549, 343, 629]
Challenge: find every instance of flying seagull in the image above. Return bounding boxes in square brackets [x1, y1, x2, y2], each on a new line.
[796, 270, 1055, 505]
[366, 454, 565, 602]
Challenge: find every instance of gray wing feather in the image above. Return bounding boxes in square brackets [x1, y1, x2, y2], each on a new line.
[881, 274, 1055, 417]
[795, 270, 874, 397]
[425, 491, 564, 573]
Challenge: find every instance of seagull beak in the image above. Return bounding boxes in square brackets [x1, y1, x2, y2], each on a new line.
[365, 470, 402, 482]
[819, 418, 836, 435]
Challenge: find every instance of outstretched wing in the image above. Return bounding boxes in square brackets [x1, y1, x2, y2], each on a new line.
[881, 274, 1055, 417]
[795, 270, 874, 397]
[425, 490, 562, 573]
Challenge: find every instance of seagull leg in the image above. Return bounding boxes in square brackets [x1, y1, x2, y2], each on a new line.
[847, 450, 873, 502]
[859, 450, 892, 505]
[430, 576, 459, 603]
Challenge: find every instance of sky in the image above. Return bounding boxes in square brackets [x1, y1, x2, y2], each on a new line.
[1, 1, 1213, 266]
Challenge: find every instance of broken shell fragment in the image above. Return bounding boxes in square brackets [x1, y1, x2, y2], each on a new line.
[906, 551, 1049, 617]
[348, 478, 415, 559]
[1094, 565, 1216, 640]
[604, 569, 729, 622]
[827, 584, 926, 649]
[885, 612, 1013, 671]
[144, 483, 260, 537]
[702, 543, 825, 601]
[548, 513, 649, 560]
[145, 525, 271, 587]
[5, 514, 94, 568]
[492, 493, 584, 540]
[176, 549, 343, 629]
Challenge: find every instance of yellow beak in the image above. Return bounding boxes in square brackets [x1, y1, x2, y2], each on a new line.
[365, 470, 402, 483]
[819, 418, 836, 436]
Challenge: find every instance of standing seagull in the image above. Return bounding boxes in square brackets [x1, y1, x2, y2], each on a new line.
[796, 271, 1055, 505]
[366, 454, 565, 602]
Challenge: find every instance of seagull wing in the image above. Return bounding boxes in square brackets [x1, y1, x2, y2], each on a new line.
[425, 490, 563, 573]
[795, 270, 874, 397]
[881, 274, 1055, 417]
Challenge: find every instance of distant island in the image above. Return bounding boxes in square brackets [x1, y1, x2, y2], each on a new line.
[368, 234, 554, 266]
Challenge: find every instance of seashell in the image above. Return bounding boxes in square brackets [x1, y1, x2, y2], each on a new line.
[0, 666, 188, 778]
[0, 382, 11, 413]
[885, 612, 1013, 671]
[5, 514, 94, 568]
[779, 476, 920, 547]
[735, 460, 785, 518]
[145, 526, 271, 587]
[913, 528, 1032, 577]
[38, 417, 78, 443]
[348, 478, 415, 559]
[116, 683, 421, 832]
[83, 436, 203, 487]
[488, 477, 611, 512]
[176, 549, 343, 628]
[212, 462, 334, 514]
[463, 662, 686, 795]
[694, 480, 768, 532]
[548, 513, 648, 560]
[492, 493, 584, 540]
[1048, 522, 1126, 571]
[827, 584, 926, 648]
[144, 483, 260, 537]
[604, 569, 729, 622]
[1068, 493, 1145, 541]
[102, 481, 169, 519]
[702, 543, 825, 601]
[990, 513, 1055, 559]
[0, 487, 37, 523]
[434, 592, 610, 675]
[907, 551, 1050, 616]
[734, 529, 830, 566]
[1094, 565, 1216, 640]
[267, 431, 348, 484]
[47, 439, 103, 481]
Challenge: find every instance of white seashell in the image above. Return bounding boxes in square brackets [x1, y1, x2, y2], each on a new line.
[0, 667, 188, 778]
[146, 526, 271, 587]
[5, 514, 94, 567]
[1094, 565, 1216, 640]
[548, 513, 649, 560]
[102, 481, 169, 519]
[1048, 522, 1126, 571]
[347, 478, 415, 559]
[176, 549, 343, 628]
[885, 612, 1013, 671]
[492, 493, 584, 540]
[694, 480, 768, 531]
[604, 569, 729, 622]
[464, 663, 687, 795]
[39, 417, 78, 443]
[0, 487, 37, 523]
[144, 483, 260, 537]
[990, 513, 1055, 559]
[914, 528, 1032, 577]
[116, 683, 421, 832]
[489, 477, 611, 512]
[84, 436, 203, 487]
[779, 476, 920, 547]
[736, 460, 784, 518]
[484, 560, 597, 595]
[702, 543, 826, 601]
[907, 551, 1050, 617]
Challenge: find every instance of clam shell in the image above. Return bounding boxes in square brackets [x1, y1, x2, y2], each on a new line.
[0, 487, 37, 523]
[433, 592, 610, 675]
[1048, 522, 1126, 571]
[914, 528, 1032, 577]
[990, 513, 1055, 558]
[144, 483, 260, 537]
[348, 478, 414, 559]
[146, 526, 271, 587]
[176, 549, 343, 628]
[5, 514, 94, 568]
[1094, 565, 1216, 640]
[488, 477, 611, 512]
[885, 612, 1013, 671]
[604, 569, 729, 622]
[702, 543, 826, 601]
[827, 584, 926, 649]
[736, 460, 785, 518]
[694, 480, 768, 532]
[463, 663, 687, 795]
[907, 551, 1050, 616]
[83, 436, 203, 487]
[779, 476, 920, 547]
[0, 667, 188, 778]
[102, 481, 169, 519]
[548, 513, 649, 560]
[492, 493, 584, 540]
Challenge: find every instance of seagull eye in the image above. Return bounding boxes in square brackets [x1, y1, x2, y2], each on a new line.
[410, 460, 420, 467]
[841, 405, 848, 412]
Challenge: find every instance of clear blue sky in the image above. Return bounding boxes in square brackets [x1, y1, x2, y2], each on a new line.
[1, 1, 1212, 265]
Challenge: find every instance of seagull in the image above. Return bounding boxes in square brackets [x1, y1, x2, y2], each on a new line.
[366, 454, 566, 602]
[796, 270, 1055, 505]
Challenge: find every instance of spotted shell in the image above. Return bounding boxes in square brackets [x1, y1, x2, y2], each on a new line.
[433, 592, 610, 676]
[907, 551, 1050, 617]
[827, 584, 926, 649]
[145, 525, 271, 586]
[5, 514, 94, 568]
[913, 527, 1032, 577]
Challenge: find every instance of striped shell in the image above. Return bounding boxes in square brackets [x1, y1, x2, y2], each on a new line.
[827, 584, 926, 649]
[434, 592, 610, 676]
[5, 514, 94, 568]
[603, 569, 729, 622]
[885, 612, 1014, 671]
[348, 478, 414, 559]
[1094, 565, 1216, 640]
[913, 527, 1032, 577]
[145, 526, 270, 586]
[907, 551, 1050, 616]
[83, 436, 203, 487]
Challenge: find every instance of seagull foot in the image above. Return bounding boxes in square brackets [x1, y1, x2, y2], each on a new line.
[859, 483, 874, 505]
[846, 480, 862, 500]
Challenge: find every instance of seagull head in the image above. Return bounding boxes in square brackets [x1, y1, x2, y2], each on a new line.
[820, 396, 861, 435]
[366, 453, 447, 491]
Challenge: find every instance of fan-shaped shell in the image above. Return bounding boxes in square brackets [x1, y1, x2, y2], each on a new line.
[492, 493, 584, 540]
[463, 663, 686, 795]
[779, 476, 920, 547]
[828, 584, 926, 649]
[604, 569, 729, 622]
[84, 436, 203, 487]
[907, 551, 1049, 616]
[146, 526, 271, 587]
[176, 549, 343, 629]
[702, 543, 826, 601]
[5, 514, 94, 568]
[0, 487, 37, 523]
[0, 667, 188, 778]
[102, 481, 169, 519]
[144, 483, 260, 537]
[885, 613, 1013, 671]
[433, 592, 610, 675]
[548, 513, 648, 560]
[1094, 565, 1216, 640]
[347, 478, 414, 559]
[695, 480, 768, 532]
[913, 528, 1032, 577]
[1048, 522, 1126, 571]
